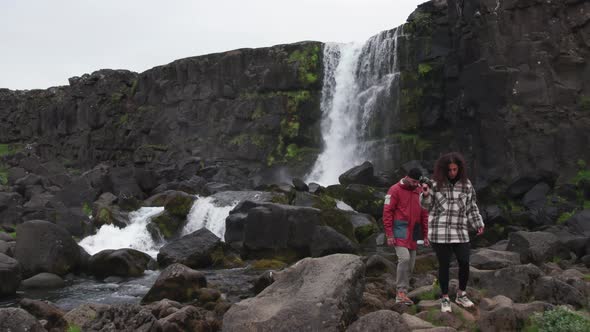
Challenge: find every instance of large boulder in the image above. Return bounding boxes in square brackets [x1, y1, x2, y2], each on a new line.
[339, 161, 380, 187]
[470, 248, 521, 270]
[0, 253, 21, 296]
[145, 190, 195, 240]
[477, 296, 553, 332]
[0, 308, 45, 332]
[157, 228, 224, 268]
[141, 263, 207, 304]
[506, 231, 570, 264]
[533, 276, 587, 308]
[88, 249, 156, 279]
[22, 272, 65, 289]
[14, 220, 81, 277]
[19, 298, 68, 332]
[92, 192, 129, 229]
[222, 254, 365, 332]
[470, 264, 543, 302]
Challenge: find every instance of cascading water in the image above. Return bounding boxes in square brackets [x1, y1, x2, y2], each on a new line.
[79, 207, 165, 257]
[306, 28, 402, 185]
[182, 196, 239, 240]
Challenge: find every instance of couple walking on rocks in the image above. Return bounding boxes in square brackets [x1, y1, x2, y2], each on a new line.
[382, 152, 485, 313]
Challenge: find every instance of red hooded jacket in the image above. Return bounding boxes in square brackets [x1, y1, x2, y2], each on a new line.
[382, 178, 428, 250]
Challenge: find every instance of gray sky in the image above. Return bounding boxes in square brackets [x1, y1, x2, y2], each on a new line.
[0, 0, 424, 90]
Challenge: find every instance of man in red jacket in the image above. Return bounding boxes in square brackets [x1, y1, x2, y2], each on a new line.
[383, 168, 429, 305]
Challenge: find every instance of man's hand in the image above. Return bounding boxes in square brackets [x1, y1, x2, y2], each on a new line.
[476, 227, 484, 236]
[423, 238, 430, 247]
[421, 183, 430, 197]
[386, 236, 395, 247]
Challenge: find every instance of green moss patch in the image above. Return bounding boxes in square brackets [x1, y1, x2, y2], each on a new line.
[0, 143, 23, 157]
[320, 209, 356, 243]
[251, 259, 287, 270]
[287, 45, 321, 85]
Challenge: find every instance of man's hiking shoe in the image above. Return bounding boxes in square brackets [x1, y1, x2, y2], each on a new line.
[395, 292, 414, 305]
[441, 297, 452, 313]
[455, 291, 474, 308]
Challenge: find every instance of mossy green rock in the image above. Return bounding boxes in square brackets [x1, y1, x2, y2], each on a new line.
[150, 211, 185, 240]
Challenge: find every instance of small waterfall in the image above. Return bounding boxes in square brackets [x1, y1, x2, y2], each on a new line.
[181, 196, 238, 240]
[79, 207, 165, 257]
[306, 28, 402, 185]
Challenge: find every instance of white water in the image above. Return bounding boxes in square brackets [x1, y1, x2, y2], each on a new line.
[79, 207, 165, 257]
[305, 42, 364, 185]
[306, 28, 401, 186]
[182, 196, 239, 240]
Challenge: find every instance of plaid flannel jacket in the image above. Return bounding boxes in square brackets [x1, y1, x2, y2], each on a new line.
[419, 179, 484, 243]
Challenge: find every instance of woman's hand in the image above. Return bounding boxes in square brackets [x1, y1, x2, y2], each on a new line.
[423, 237, 430, 247]
[421, 183, 430, 197]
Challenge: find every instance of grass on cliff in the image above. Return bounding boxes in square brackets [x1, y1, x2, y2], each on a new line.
[0, 143, 22, 157]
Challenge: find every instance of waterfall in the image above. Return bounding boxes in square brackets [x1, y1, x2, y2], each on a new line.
[306, 27, 402, 185]
[79, 207, 165, 257]
[181, 196, 238, 240]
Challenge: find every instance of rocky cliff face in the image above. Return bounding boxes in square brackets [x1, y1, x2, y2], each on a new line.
[0, 42, 324, 187]
[391, 0, 590, 186]
[1, 0, 589, 189]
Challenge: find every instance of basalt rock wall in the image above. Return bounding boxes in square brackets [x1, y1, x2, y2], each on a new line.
[0, 42, 324, 187]
[393, 0, 590, 185]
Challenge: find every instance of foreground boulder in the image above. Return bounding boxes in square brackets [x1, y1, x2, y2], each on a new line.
[19, 298, 68, 332]
[0, 308, 45, 332]
[141, 263, 207, 304]
[82, 304, 161, 331]
[15, 220, 81, 277]
[346, 310, 409, 332]
[222, 254, 365, 331]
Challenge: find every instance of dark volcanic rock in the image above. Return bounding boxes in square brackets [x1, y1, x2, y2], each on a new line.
[0, 253, 21, 296]
[0, 308, 45, 332]
[157, 228, 223, 268]
[88, 248, 156, 279]
[141, 263, 207, 304]
[14, 220, 81, 278]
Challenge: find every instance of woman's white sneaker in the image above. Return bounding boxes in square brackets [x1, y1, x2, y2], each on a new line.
[455, 291, 474, 308]
[441, 297, 452, 312]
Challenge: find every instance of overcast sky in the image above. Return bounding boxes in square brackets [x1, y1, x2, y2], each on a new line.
[0, 0, 425, 90]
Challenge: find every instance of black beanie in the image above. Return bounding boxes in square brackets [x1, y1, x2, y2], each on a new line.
[408, 168, 422, 180]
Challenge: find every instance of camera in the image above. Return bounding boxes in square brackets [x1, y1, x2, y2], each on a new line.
[419, 176, 433, 188]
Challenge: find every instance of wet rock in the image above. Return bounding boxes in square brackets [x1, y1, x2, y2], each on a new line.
[22, 272, 65, 289]
[88, 248, 156, 279]
[142, 263, 207, 304]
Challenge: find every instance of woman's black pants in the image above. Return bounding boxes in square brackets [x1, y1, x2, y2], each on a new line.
[431, 242, 471, 295]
